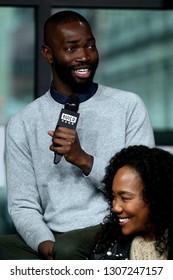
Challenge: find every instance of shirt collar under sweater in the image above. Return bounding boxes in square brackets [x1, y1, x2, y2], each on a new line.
[50, 80, 98, 104]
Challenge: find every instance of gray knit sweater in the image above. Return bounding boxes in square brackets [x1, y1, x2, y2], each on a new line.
[6, 84, 155, 251]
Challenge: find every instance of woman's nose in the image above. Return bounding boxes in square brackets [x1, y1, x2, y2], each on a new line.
[112, 200, 123, 213]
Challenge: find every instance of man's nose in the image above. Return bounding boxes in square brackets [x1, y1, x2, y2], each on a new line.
[76, 48, 89, 62]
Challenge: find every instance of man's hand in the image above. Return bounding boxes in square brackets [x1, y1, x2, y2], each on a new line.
[38, 240, 54, 260]
[48, 127, 93, 175]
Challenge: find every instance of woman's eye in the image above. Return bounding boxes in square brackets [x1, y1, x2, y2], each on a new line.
[121, 197, 130, 201]
[111, 194, 116, 201]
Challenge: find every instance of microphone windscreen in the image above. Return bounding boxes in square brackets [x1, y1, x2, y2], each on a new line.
[65, 95, 79, 112]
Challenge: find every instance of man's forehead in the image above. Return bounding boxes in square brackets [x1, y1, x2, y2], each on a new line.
[55, 21, 94, 41]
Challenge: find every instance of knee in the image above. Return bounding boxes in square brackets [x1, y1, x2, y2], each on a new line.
[53, 237, 80, 260]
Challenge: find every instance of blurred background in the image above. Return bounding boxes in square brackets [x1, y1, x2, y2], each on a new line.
[0, 0, 173, 233]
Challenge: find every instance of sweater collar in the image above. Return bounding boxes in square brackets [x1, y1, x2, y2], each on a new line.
[50, 81, 98, 105]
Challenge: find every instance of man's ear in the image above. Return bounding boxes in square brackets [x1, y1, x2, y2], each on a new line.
[42, 45, 53, 64]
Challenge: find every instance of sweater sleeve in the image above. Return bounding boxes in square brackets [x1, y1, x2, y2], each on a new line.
[125, 94, 155, 148]
[6, 117, 55, 252]
[85, 93, 155, 190]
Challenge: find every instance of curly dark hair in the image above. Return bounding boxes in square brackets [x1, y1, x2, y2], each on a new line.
[96, 145, 173, 259]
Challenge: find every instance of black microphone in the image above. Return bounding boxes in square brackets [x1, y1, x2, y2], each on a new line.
[54, 95, 80, 164]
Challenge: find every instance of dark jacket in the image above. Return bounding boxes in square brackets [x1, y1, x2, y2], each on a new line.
[89, 237, 132, 260]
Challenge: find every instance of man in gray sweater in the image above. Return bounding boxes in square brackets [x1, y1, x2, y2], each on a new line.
[0, 10, 155, 259]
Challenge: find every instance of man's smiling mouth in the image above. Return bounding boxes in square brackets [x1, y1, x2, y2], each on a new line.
[74, 68, 91, 78]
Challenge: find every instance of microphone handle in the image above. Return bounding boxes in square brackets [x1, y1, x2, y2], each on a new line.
[54, 152, 62, 164]
[53, 108, 80, 164]
[54, 122, 63, 164]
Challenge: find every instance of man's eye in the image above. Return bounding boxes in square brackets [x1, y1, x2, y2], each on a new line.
[66, 47, 76, 52]
[88, 44, 96, 49]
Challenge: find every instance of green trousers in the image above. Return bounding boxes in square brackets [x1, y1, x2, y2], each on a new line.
[0, 224, 101, 260]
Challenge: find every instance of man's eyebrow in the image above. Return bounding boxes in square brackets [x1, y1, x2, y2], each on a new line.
[65, 39, 79, 44]
[65, 37, 95, 44]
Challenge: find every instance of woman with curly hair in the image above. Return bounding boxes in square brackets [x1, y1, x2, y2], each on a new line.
[90, 145, 173, 260]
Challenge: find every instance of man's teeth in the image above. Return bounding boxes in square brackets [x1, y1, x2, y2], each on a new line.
[119, 218, 129, 223]
[76, 69, 89, 72]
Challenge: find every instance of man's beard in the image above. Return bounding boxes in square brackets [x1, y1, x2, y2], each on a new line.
[53, 59, 99, 92]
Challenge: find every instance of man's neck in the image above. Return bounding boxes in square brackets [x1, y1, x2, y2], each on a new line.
[50, 81, 98, 104]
